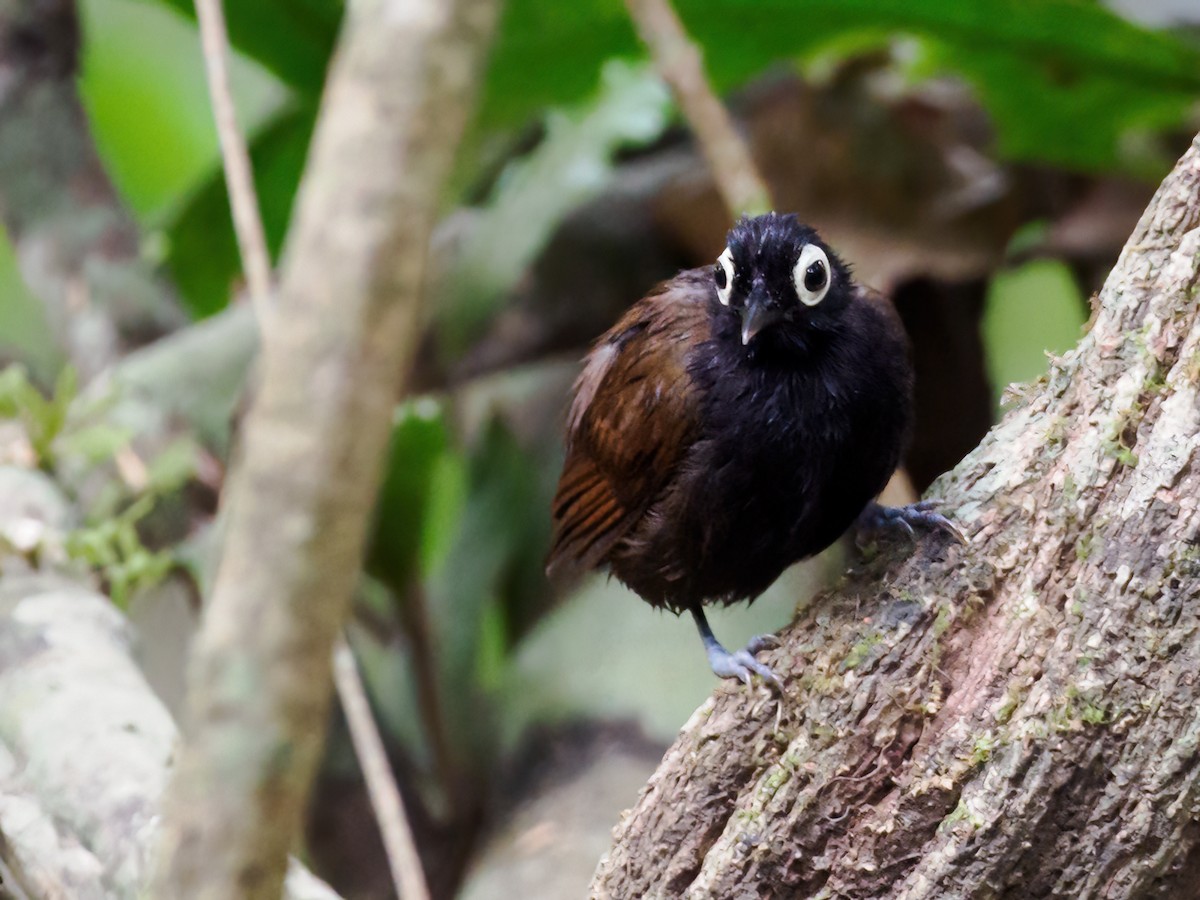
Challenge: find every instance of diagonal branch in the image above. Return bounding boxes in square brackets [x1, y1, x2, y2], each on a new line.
[624, 0, 771, 217]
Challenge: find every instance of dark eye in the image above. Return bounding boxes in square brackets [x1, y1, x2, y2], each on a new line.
[804, 261, 826, 292]
[793, 244, 832, 306]
[714, 246, 735, 306]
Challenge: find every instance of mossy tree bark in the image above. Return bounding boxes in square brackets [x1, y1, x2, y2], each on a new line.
[593, 135, 1200, 899]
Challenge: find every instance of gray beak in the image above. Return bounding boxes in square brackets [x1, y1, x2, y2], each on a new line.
[740, 289, 782, 345]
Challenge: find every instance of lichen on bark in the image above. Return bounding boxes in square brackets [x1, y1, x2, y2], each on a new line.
[593, 136, 1200, 899]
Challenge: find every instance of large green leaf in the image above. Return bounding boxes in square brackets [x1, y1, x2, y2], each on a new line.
[481, 0, 1200, 172]
[136, 0, 340, 96]
[165, 104, 315, 316]
[442, 61, 671, 354]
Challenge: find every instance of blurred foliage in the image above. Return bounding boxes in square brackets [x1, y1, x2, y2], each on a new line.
[982, 259, 1087, 407]
[127, 0, 1200, 318]
[167, 104, 315, 316]
[483, 0, 1200, 173]
[440, 60, 671, 354]
[65, 492, 175, 608]
[0, 362, 194, 606]
[82, 0, 285, 219]
[146, 0, 340, 97]
[0, 365, 77, 466]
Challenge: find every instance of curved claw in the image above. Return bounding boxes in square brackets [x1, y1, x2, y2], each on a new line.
[859, 500, 967, 545]
[924, 511, 968, 545]
[733, 650, 784, 692]
[744, 633, 782, 655]
[705, 641, 783, 691]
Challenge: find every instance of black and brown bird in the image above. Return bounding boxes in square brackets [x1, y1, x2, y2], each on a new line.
[546, 212, 959, 687]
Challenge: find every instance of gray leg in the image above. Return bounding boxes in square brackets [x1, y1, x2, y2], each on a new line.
[691, 607, 782, 691]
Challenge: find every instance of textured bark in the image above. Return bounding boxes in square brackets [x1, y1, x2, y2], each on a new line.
[0, 0, 184, 377]
[151, 0, 499, 897]
[593, 136, 1200, 898]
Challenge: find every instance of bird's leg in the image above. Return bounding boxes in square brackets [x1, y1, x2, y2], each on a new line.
[858, 499, 967, 545]
[690, 607, 783, 690]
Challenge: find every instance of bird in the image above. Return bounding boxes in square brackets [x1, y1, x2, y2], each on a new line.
[545, 212, 961, 688]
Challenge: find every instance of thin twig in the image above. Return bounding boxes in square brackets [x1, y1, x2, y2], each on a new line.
[624, 0, 772, 218]
[194, 0, 274, 315]
[333, 637, 431, 900]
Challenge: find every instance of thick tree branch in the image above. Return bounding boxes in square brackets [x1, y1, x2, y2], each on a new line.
[0, 0, 184, 378]
[594, 136, 1200, 897]
[152, 0, 500, 896]
[192, 1, 432, 890]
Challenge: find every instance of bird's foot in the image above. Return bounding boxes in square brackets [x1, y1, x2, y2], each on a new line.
[691, 607, 784, 691]
[705, 633, 783, 691]
[858, 500, 967, 545]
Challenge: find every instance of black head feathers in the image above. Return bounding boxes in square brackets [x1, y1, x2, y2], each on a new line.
[713, 213, 853, 345]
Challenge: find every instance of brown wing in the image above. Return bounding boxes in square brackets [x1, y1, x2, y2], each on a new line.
[546, 271, 711, 582]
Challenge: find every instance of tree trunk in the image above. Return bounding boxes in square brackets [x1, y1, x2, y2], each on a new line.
[592, 135, 1200, 899]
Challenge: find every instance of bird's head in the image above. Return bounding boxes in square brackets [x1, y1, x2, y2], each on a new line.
[712, 213, 852, 347]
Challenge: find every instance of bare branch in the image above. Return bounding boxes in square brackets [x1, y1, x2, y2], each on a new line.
[152, 0, 500, 896]
[332, 637, 430, 900]
[624, 0, 771, 217]
[193, 0, 273, 314]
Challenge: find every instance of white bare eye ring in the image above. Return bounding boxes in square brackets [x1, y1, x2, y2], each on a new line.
[714, 247, 735, 306]
[793, 243, 831, 306]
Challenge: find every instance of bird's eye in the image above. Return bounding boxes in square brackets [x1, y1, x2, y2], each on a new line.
[714, 247, 735, 306]
[793, 244, 831, 306]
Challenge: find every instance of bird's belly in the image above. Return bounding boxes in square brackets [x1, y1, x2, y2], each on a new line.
[611, 432, 878, 612]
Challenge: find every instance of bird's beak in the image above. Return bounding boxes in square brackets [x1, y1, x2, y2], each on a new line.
[740, 288, 782, 346]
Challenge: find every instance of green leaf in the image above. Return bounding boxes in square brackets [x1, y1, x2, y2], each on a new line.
[0, 364, 79, 465]
[366, 400, 454, 595]
[480, 0, 1200, 174]
[82, 0, 285, 219]
[165, 104, 316, 315]
[426, 419, 556, 682]
[442, 60, 671, 354]
[56, 423, 134, 465]
[983, 259, 1086, 408]
[136, 0, 341, 96]
[146, 438, 200, 495]
[926, 39, 1195, 174]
